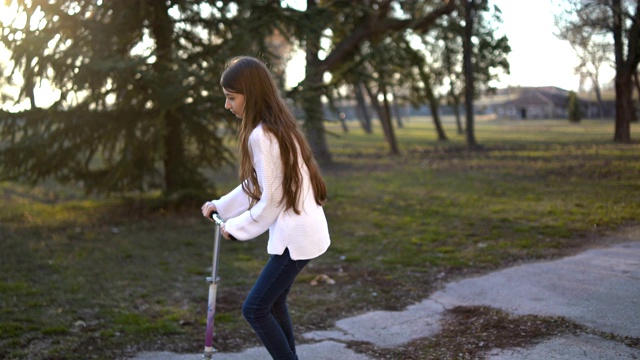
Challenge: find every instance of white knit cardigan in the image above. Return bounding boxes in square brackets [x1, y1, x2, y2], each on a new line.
[212, 124, 330, 260]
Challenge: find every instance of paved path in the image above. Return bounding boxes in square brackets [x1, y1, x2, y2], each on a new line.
[132, 227, 640, 360]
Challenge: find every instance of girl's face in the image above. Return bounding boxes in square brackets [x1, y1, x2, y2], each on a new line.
[223, 88, 245, 118]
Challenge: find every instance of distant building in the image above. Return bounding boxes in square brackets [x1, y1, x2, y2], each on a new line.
[490, 86, 615, 120]
[290, 86, 616, 123]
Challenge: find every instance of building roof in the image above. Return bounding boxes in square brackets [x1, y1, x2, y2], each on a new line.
[499, 88, 569, 108]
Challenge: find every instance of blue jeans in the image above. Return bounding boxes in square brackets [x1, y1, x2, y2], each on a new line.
[242, 248, 309, 360]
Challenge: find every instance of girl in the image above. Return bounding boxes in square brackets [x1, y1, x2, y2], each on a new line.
[200, 56, 331, 360]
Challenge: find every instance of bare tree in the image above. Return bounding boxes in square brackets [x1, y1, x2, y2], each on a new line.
[463, 0, 479, 148]
[555, 0, 640, 142]
[555, 14, 613, 119]
[355, 83, 373, 133]
[296, 0, 457, 164]
[363, 81, 400, 155]
[430, 0, 508, 146]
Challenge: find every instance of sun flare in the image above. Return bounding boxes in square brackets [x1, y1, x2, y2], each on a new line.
[0, 2, 22, 28]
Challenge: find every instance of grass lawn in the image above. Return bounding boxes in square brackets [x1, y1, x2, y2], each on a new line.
[1, 117, 639, 359]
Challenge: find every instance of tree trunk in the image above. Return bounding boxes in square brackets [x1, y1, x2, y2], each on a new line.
[301, 69, 332, 164]
[392, 90, 404, 128]
[416, 67, 447, 140]
[450, 88, 464, 134]
[463, 0, 478, 148]
[149, 0, 188, 194]
[614, 68, 633, 141]
[339, 111, 349, 133]
[364, 82, 399, 155]
[612, 0, 633, 141]
[381, 87, 400, 155]
[425, 77, 448, 141]
[355, 82, 373, 133]
[592, 80, 605, 119]
[303, 2, 332, 164]
[632, 70, 640, 122]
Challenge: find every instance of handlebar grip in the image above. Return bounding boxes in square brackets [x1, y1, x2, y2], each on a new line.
[209, 212, 237, 241]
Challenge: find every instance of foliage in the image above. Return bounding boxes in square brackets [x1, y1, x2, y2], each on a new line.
[289, 0, 457, 164]
[568, 91, 582, 122]
[310, 0, 511, 151]
[435, 0, 511, 99]
[0, 0, 285, 195]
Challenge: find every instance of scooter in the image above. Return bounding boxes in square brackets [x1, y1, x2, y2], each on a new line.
[203, 212, 235, 359]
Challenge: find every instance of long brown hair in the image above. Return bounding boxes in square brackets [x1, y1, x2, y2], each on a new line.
[220, 56, 327, 214]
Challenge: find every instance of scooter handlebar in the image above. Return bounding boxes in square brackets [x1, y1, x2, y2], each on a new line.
[209, 212, 237, 241]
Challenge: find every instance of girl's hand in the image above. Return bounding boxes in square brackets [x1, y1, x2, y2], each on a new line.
[220, 223, 231, 240]
[201, 201, 217, 220]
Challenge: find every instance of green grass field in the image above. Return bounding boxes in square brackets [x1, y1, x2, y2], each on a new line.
[1, 117, 639, 359]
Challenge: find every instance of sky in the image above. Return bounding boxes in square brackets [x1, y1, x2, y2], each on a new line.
[487, 0, 614, 90]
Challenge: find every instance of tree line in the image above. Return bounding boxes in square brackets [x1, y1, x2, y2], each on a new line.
[0, 0, 635, 198]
